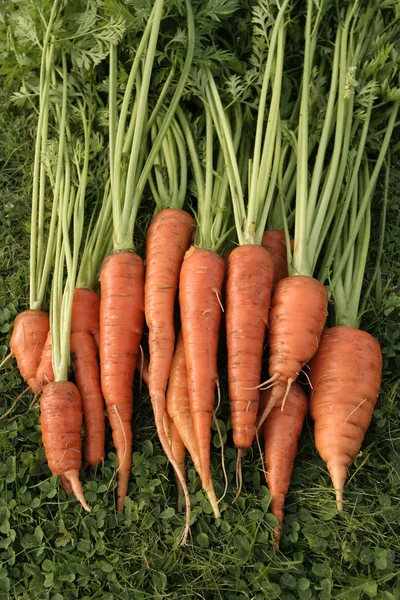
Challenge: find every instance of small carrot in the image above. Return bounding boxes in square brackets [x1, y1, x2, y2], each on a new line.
[40, 381, 90, 512]
[36, 330, 54, 387]
[164, 413, 187, 512]
[99, 252, 144, 512]
[309, 326, 382, 510]
[9, 310, 50, 394]
[179, 246, 225, 490]
[166, 331, 220, 517]
[261, 382, 308, 551]
[71, 288, 100, 353]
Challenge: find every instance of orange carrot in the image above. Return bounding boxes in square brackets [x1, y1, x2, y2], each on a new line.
[258, 276, 328, 428]
[164, 413, 187, 512]
[99, 252, 144, 512]
[262, 382, 308, 551]
[9, 310, 49, 394]
[166, 331, 220, 517]
[36, 330, 54, 386]
[71, 288, 105, 467]
[40, 381, 90, 512]
[145, 208, 195, 508]
[309, 326, 382, 510]
[261, 230, 294, 288]
[179, 246, 225, 489]
[226, 245, 274, 455]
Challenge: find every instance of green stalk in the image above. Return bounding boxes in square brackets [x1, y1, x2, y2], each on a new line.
[30, 0, 59, 308]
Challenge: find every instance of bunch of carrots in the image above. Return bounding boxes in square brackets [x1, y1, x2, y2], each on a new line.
[2, 0, 399, 551]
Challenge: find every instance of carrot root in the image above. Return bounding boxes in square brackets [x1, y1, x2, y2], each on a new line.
[64, 470, 91, 512]
[0, 385, 30, 421]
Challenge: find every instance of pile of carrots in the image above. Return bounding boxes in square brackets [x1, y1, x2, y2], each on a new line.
[2, 0, 399, 551]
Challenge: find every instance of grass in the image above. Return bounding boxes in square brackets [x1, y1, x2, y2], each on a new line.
[1, 92, 400, 600]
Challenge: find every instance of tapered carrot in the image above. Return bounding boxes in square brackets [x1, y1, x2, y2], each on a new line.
[226, 245, 274, 453]
[179, 246, 225, 489]
[9, 310, 49, 394]
[164, 413, 186, 512]
[261, 230, 293, 288]
[309, 326, 382, 510]
[36, 330, 54, 386]
[99, 252, 144, 512]
[71, 288, 105, 467]
[40, 381, 90, 512]
[262, 382, 308, 551]
[166, 331, 220, 517]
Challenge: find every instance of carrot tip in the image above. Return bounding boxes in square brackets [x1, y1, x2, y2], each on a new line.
[64, 470, 91, 512]
[232, 449, 243, 504]
[336, 489, 343, 511]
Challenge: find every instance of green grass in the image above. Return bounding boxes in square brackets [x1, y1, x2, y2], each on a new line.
[1, 94, 400, 600]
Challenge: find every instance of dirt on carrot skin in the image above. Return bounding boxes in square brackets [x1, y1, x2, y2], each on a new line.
[309, 325, 382, 510]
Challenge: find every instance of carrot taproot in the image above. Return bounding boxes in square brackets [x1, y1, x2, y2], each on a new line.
[71, 288, 105, 467]
[309, 326, 382, 510]
[261, 230, 293, 288]
[36, 330, 54, 386]
[226, 245, 274, 452]
[164, 413, 186, 512]
[262, 382, 308, 551]
[179, 246, 225, 490]
[258, 276, 328, 429]
[9, 310, 49, 394]
[40, 381, 90, 512]
[166, 330, 220, 517]
[99, 251, 144, 512]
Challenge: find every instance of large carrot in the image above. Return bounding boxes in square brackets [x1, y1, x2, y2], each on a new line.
[262, 382, 308, 551]
[100, 252, 144, 510]
[166, 331, 220, 517]
[309, 146, 396, 509]
[309, 327, 382, 510]
[179, 246, 225, 489]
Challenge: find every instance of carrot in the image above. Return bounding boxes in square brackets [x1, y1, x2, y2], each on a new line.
[36, 330, 54, 387]
[40, 381, 90, 512]
[99, 252, 144, 512]
[71, 288, 105, 467]
[226, 245, 274, 453]
[166, 331, 220, 517]
[262, 382, 308, 551]
[9, 310, 50, 394]
[179, 246, 225, 490]
[261, 230, 293, 288]
[309, 326, 382, 510]
[259, 276, 328, 426]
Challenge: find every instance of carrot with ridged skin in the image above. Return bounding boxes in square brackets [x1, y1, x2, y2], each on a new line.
[166, 331, 220, 517]
[99, 252, 144, 512]
[40, 381, 90, 512]
[261, 230, 293, 288]
[36, 330, 54, 386]
[9, 311, 49, 394]
[226, 245, 274, 451]
[179, 246, 225, 489]
[71, 288, 105, 467]
[262, 382, 308, 552]
[309, 326, 382, 510]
